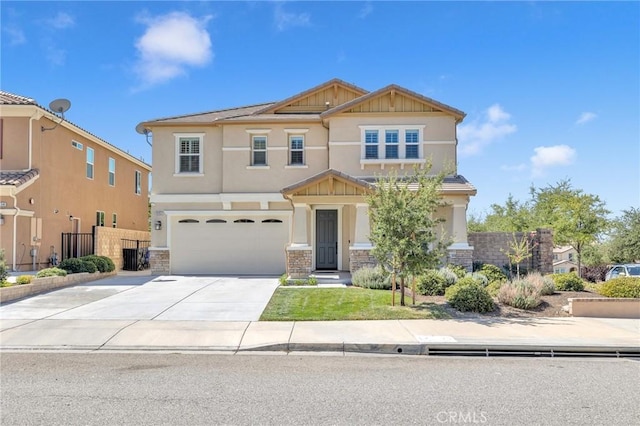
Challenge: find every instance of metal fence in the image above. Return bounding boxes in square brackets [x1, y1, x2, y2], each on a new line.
[122, 239, 151, 271]
[61, 232, 95, 261]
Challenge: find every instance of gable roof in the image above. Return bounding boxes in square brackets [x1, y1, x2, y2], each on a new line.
[281, 168, 374, 196]
[254, 78, 369, 115]
[320, 84, 466, 122]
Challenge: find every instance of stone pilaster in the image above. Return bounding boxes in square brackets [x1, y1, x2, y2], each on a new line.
[286, 247, 312, 278]
[149, 248, 170, 275]
[447, 246, 474, 272]
[349, 248, 377, 273]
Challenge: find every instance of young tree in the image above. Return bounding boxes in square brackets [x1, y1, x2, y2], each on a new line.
[501, 233, 535, 279]
[533, 179, 610, 277]
[607, 207, 640, 263]
[366, 164, 450, 306]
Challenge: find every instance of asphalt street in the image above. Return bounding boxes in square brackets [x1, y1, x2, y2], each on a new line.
[2, 352, 639, 426]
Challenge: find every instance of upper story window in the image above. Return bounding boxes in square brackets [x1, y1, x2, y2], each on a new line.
[108, 157, 116, 186]
[360, 126, 425, 167]
[252, 136, 267, 166]
[86, 147, 94, 179]
[289, 135, 304, 165]
[72, 140, 83, 150]
[174, 133, 204, 175]
[134, 170, 142, 195]
[112, 213, 117, 228]
[96, 211, 105, 227]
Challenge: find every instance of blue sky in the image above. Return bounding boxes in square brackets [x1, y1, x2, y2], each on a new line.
[2, 1, 638, 219]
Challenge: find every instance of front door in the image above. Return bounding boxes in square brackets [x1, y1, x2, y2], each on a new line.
[316, 210, 338, 270]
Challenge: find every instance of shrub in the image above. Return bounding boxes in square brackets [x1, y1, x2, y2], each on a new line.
[416, 269, 448, 296]
[498, 278, 542, 310]
[446, 264, 468, 279]
[438, 267, 459, 286]
[36, 267, 68, 278]
[445, 279, 495, 313]
[486, 281, 503, 297]
[59, 258, 97, 274]
[525, 272, 555, 296]
[582, 265, 609, 283]
[16, 275, 33, 285]
[550, 272, 585, 292]
[351, 266, 390, 290]
[0, 249, 8, 285]
[598, 277, 640, 298]
[81, 255, 109, 273]
[478, 264, 507, 284]
[468, 272, 489, 286]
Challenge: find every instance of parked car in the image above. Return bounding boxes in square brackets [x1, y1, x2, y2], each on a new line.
[604, 264, 640, 281]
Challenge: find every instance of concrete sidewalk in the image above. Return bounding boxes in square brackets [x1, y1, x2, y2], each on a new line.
[1, 316, 638, 356]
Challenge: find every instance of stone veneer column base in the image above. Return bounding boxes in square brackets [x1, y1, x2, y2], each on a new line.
[149, 248, 170, 274]
[447, 246, 474, 272]
[286, 247, 312, 278]
[349, 248, 377, 273]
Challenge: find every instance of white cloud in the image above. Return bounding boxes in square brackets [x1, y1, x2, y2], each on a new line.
[134, 12, 213, 87]
[47, 12, 75, 29]
[576, 112, 597, 125]
[530, 145, 576, 177]
[358, 2, 373, 19]
[458, 104, 517, 156]
[3, 25, 26, 46]
[274, 3, 310, 31]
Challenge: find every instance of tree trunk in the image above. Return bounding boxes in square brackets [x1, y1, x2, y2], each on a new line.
[391, 272, 396, 306]
[400, 275, 405, 306]
[411, 276, 416, 306]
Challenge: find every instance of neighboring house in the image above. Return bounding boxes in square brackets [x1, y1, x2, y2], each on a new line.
[553, 245, 579, 274]
[139, 79, 477, 277]
[0, 91, 151, 271]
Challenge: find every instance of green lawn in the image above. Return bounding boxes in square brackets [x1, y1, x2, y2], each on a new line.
[260, 287, 451, 321]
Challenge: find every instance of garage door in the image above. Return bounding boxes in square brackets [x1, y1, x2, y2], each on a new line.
[170, 214, 290, 275]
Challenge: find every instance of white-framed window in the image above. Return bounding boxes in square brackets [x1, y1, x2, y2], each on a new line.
[405, 129, 419, 159]
[364, 130, 378, 159]
[360, 125, 425, 165]
[96, 211, 105, 227]
[134, 170, 142, 195]
[108, 157, 115, 186]
[289, 135, 304, 165]
[86, 147, 94, 179]
[72, 140, 83, 150]
[385, 130, 399, 159]
[252, 135, 267, 166]
[112, 213, 117, 228]
[174, 133, 204, 174]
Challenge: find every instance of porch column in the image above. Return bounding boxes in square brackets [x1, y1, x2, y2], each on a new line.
[287, 203, 312, 278]
[291, 203, 310, 247]
[349, 203, 376, 273]
[448, 202, 473, 271]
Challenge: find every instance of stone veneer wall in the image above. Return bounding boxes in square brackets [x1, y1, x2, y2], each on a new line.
[286, 248, 312, 278]
[349, 249, 377, 273]
[468, 228, 553, 274]
[447, 249, 473, 272]
[94, 227, 151, 270]
[150, 249, 170, 275]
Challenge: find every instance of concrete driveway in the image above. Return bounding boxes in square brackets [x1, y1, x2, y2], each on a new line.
[0, 273, 280, 322]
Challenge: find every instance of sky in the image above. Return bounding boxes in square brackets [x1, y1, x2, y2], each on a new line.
[2, 1, 639, 220]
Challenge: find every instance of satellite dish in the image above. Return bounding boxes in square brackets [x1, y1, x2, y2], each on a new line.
[49, 98, 71, 115]
[135, 123, 150, 135]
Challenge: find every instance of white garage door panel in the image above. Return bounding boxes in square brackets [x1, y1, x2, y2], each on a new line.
[171, 218, 289, 275]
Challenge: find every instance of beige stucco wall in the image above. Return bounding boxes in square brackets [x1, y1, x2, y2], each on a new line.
[0, 116, 30, 170]
[1, 109, 150, 271]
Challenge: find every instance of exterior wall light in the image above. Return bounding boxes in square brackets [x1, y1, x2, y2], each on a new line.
[0, 214, 4, 226]
[154, 220, 162, 230]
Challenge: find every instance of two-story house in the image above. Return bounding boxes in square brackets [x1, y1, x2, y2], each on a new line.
[0, 91, 151, 271]
[553, 245, 579, 274]
[139, 79, 476, 277]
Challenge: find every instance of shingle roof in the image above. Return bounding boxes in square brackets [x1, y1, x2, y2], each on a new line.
[360, 174, 477, 195]
[0, 91, 37, 105]
[281, 168, 374, 194]
[147, 103, 275, 124]
[0, 169, 40, 187]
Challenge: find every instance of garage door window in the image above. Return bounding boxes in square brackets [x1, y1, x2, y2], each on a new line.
[206, 219, 227, 223]
[262, 219, 283, 223]
[178, 219, 200, 223]
[234, 219, 255, 223]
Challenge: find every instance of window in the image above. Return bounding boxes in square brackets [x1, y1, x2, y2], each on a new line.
[252, 136, 267, 166]
[385, 130, 399, 159]
[96, 211, 105, 227]
[206, 219, 227, 223]
[262, 219, 283, 223]
[72, 140, 83, 150]
[234, 219, 255, 223]
[289, 135, 304, 165]
[134, 170, 142, 195]
[178, 137, 201, 173]
[112, 213, 117, 228]
[108, 157, 115, 186]
[86, 147, 94, 179]
[364, 130, 378, 159]
[405, 129, 419, 159]
[178, 219, 200, 223]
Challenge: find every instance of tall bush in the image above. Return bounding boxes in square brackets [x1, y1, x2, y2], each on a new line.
[598, 277, 640, 298]
[550, 272, 584, 291]
[416, 269, 448, 296]
[444, 278, 495, 313]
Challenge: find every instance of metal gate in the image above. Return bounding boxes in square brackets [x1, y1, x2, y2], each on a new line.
[61, 231, 95, 261]
[122, 239, 151, 271]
